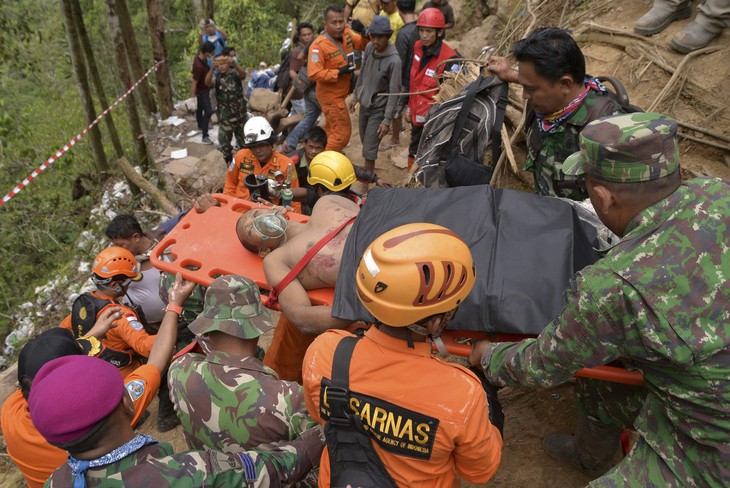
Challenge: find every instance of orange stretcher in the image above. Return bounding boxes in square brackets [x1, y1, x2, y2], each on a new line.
[151, 194, 333, 308]
[151, 193, 643, 387]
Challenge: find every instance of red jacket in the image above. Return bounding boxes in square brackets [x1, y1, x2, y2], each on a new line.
[408, 39, 457, 126]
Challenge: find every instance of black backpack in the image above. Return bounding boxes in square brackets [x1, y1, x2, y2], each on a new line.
[415, 75, 509, 189]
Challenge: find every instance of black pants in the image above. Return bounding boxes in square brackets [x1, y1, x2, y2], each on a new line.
[196, 91, 213, 138]
[409, 123, 424, 157]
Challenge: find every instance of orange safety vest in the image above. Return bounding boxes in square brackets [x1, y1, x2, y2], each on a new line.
[224, 149, 302, 213]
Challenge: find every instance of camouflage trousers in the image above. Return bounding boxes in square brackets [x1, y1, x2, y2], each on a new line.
[218, 113, 248, 164]
[573, 378, 684, 487]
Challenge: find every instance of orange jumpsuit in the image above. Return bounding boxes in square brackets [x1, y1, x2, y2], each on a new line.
[263, 313, 318, 383]
[307, 28, 368, 151]
[0, 365, 159, 487]
[303, 327, 502, 487]
[60, 291, 156, 378]
[224, 148, 302, 213]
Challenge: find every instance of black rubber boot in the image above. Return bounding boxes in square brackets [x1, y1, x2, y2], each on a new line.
[543, 413, 620, 478]
[156, 395, 180, 432]
[156, 369, 180, 432]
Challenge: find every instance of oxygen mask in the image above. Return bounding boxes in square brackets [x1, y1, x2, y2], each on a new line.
[252, 210, 288, 257]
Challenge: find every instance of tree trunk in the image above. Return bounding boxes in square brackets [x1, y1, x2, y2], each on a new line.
[115, 0, 158, 117]
[60, 0, 108, 172]
[105, 0, 152, 172]
[145, 0, 173, 118]
[192, 0, 204, 21]
[117, 157, 178, 215]
[70, 0, 124, 158]
[205, 0, 214, 21]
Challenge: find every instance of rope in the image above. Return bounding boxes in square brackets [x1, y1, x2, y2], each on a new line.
[0, 61, 165, 207]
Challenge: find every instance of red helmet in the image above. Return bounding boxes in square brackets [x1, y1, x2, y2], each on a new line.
[417, 8, 446, 29]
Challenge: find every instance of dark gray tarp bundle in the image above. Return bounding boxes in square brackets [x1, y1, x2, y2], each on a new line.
[332, 186, 601, 335]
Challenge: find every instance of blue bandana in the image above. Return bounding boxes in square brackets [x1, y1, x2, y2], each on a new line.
[67, 434, 157, 488]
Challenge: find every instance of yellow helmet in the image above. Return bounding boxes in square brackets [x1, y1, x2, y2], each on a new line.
[307, 151, 356, 192]
[356, 223, 476, 327]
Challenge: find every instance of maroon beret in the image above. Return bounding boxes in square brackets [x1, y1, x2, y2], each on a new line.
[28, 355, 124, 445]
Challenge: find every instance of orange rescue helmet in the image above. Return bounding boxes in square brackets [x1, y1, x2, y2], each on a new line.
[417, 8, 446, 29]
[92, 247, 142, 281]
[356, 223, 476, 327]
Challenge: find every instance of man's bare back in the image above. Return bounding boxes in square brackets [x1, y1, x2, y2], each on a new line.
[262, 194, 359, 333]
[271, 194, 359, 289]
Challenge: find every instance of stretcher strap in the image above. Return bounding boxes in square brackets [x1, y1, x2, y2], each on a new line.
[265, 216, 356, 307]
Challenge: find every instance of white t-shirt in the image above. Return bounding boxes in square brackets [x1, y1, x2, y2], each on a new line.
[123, 265, 166, 324]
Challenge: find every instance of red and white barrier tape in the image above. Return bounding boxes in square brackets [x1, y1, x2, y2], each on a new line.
[0, 60, 165, 207]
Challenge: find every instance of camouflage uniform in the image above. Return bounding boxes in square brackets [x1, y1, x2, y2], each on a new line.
[525, 89, 623, 200]
[480, 113, 730, 486]
[215, 70, 248, 163]
[45, 429, 324, 487]
[160, 271, 205, 349]
[168, 275, 318, 453]
[169, 352, 316, 452]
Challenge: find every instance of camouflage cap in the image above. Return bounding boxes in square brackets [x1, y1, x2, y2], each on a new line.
[563, 112, 680, 183]
[188, 275, 273, 339]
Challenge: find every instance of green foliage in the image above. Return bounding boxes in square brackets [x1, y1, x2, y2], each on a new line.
[0, 111, 98, 339]
[215, 0, 293, 67]
[0, 0, 337, 346]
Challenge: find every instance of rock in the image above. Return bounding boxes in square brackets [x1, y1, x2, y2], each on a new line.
[392, 151, 409, 169]
[450, 16, 503, 58]
[174, 97, 197, 116]
[248, 88, 281, 113]
[485, 0, 498, 15]
[163, 148, 227, 194]
[497, 0, 526, 24]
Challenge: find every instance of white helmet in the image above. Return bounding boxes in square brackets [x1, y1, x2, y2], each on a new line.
[243, 116, 274, 147]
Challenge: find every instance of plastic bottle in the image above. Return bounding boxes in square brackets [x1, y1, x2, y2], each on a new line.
[281, 188, 293, 208]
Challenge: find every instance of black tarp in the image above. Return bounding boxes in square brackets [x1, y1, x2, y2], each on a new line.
[332, 186, 601, 334]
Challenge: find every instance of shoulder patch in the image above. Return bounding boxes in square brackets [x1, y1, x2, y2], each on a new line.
[126, 316, 144, 331]
[311, 53, 320, 63]
[126, 379, 145, 401]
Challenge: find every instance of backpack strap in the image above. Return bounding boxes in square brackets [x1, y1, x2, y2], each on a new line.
[323, 31, 350, 62]
[328, 333, 363, 425]
[490, 81, 509, 165]
[444, 74, 484, 157]
[326, 330, 398, 488]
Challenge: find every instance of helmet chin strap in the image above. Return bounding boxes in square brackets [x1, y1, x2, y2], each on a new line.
[406, 323, 450, 357]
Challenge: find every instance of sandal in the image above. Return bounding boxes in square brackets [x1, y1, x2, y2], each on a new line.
[379, 140, 399, 151]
